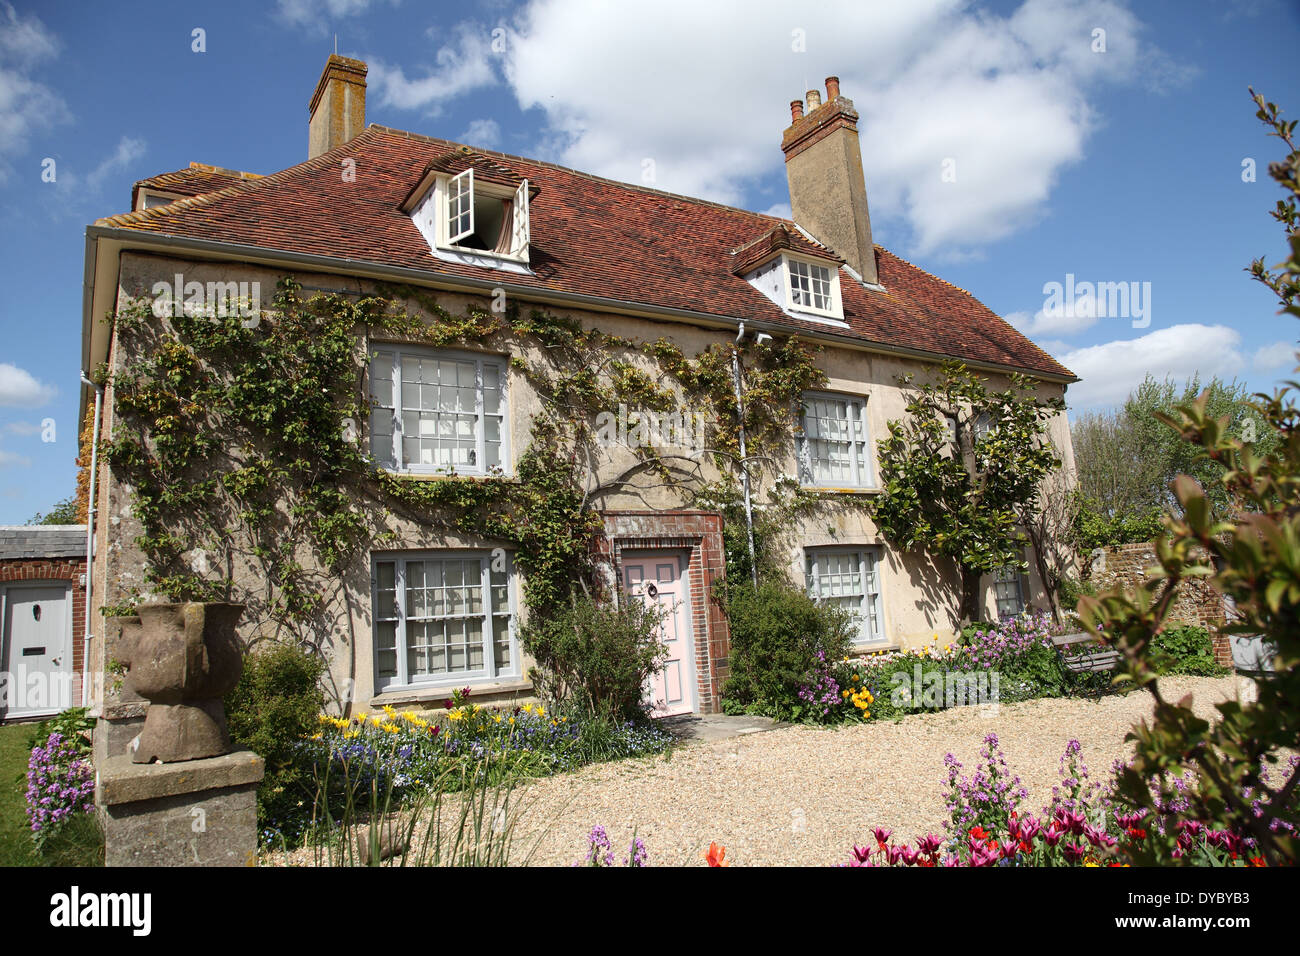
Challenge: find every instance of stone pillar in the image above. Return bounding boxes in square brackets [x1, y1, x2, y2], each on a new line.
[93, 601, 264, 866]
[96, 749, 264, 866]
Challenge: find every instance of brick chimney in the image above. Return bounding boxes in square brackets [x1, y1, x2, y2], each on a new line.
[309, 55, 367, 159]
[781, 76, 878, 285]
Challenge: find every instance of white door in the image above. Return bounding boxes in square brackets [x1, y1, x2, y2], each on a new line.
[623, 555, 696, 717]
[2, 584, 72, 719]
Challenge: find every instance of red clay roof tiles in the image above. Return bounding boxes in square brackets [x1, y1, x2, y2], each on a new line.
[103, 127, 1072, 379]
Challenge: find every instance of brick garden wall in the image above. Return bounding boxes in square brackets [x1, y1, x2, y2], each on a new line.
[1082, 542, 1234, 670]
[0, 557, 88, 714]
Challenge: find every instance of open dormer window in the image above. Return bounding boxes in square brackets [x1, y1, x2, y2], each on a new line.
[784, 254, 841, 319]
[404, 153, 533, 267]
[442, 169, 530, 257]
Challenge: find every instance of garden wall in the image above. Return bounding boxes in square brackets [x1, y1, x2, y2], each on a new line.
[1084, 541, 1234, 670]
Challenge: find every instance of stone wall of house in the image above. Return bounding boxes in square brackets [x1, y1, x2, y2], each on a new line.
[1083, 542, 1234, 670]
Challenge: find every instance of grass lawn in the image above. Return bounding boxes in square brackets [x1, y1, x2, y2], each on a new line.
[0, 722, 102, 867]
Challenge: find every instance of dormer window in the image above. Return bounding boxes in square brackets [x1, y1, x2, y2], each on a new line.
[404, 153, 533, 268]
[441, 169, 530, 258]
[784, 254, 841, 319]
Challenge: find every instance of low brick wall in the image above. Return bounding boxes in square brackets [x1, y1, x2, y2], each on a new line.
[1083, 542, 1233, 670]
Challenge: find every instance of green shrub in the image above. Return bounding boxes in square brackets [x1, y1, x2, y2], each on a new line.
[519, 592, 667, 719]
[1057, 576, 1097, 612]
[720, 582, 854, 719]
[1150, 624, 1227, 677]
[959, 621, 996, 645]
[226, 641, 326, 844]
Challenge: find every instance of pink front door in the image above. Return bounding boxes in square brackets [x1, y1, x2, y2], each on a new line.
[623, 554, 696, 716]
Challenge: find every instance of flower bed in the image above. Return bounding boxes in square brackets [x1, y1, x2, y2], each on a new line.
[273, 690, 674, 846]
[792, 613, 1077, 724]
[845, 733, 1297, 867]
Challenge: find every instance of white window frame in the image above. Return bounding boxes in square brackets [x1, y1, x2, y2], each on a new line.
[796, 391, 875, 490]
[993, 563, 1026, 619]
[434, 173, 531, 263]
[783, 253, 842, 319]
[372, 550, 520, 692]
[446, 168, 474, 244]
[368, 345, 510, 477]
[805, 547, 887, 646]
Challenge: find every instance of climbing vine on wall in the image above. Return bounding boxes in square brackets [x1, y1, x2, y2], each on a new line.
[103, 274, 845, 656]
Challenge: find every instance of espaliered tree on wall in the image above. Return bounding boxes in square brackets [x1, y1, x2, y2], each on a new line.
[869, 363, 1065, 624]
[101, 275, 844, 706]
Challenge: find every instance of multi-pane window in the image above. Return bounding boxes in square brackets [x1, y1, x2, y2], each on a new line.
[369, 347, 507, 475]
[797, 393, 873, 488]
[373, 552, 517, 690]
[447, 169, 474, 242]
[787, 257, 835, 314]
[805, 548, 885, 645]
[993, 564, 1026, 619]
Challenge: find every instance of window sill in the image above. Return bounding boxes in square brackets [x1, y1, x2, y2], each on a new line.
[433, 245, 534, 275]
[371, 677, 533, 708]
[799, 485, 881, 496]
[785, 308, 848, 327]
[846, 643, 900, 657]
[377, 468, 516, 483]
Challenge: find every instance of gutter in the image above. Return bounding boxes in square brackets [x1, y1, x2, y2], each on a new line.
[80, 225, 1079, 387]
[77, 371, 103, 709]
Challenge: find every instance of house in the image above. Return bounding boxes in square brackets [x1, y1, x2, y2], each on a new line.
[0, 525, 88, 721]
[78, 57, 1076, 729]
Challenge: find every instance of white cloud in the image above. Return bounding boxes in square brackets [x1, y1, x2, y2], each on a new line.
[3, 420, 40, 436]
[0, 363, 56, 407]
[1252, 339, 1299, 372]
[1005, 306, 1099, 339]
[0, 449, 31, 469]
[275, 0, 398, 30]
[1060, 324, 1245, 411]
[41, 135, 147, 216]
[459, 118, 502, 149]
[762, 202, 792, 219]
[479, 0, 1180, 256]
[0, 2, 69, 182]
[365, 23, 499, 115]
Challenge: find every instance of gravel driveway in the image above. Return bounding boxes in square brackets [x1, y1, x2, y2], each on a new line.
[508, 675, 1256, 867]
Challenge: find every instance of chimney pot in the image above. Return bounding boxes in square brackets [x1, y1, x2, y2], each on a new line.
[825, 76, 840, 101]
[790, 99, 805, 122]
[805, 89, 822, 111]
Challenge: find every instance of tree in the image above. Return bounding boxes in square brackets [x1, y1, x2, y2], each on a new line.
[1016, 453, 1078, 623]
[1073, 376, 1280, 541]
[871, 363, 1065, 624]
[27, 495, 80, 526]
[1080, 90, 1299, 864]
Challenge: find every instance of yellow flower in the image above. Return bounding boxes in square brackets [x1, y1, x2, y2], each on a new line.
[382, 704, 398, 719]
[535, 705, 545, 717]
[353, 712, 367, 724]
[380, 721, 400, 734]
[508, 716, 516, 725]
[317, 713, 332, 725]
[493, 714, 503, 723]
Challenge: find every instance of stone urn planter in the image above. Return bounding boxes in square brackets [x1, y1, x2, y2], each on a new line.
[119, 602, 246, 763]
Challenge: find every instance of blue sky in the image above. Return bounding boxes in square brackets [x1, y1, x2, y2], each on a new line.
[0, 0, 1297, 524]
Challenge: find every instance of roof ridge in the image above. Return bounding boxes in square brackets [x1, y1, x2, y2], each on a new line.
[100, 128, 386, 229]
[367, 124, 791, 225]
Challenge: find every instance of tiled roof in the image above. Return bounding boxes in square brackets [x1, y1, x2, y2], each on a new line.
[730, 223, 842, 275]
[0, 526, 87, 560]
[131, 163, 263, 207]
[101, 127, 1072, 379]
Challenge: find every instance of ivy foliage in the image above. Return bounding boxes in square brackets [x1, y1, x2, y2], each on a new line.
[103, 275, 835, 665]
